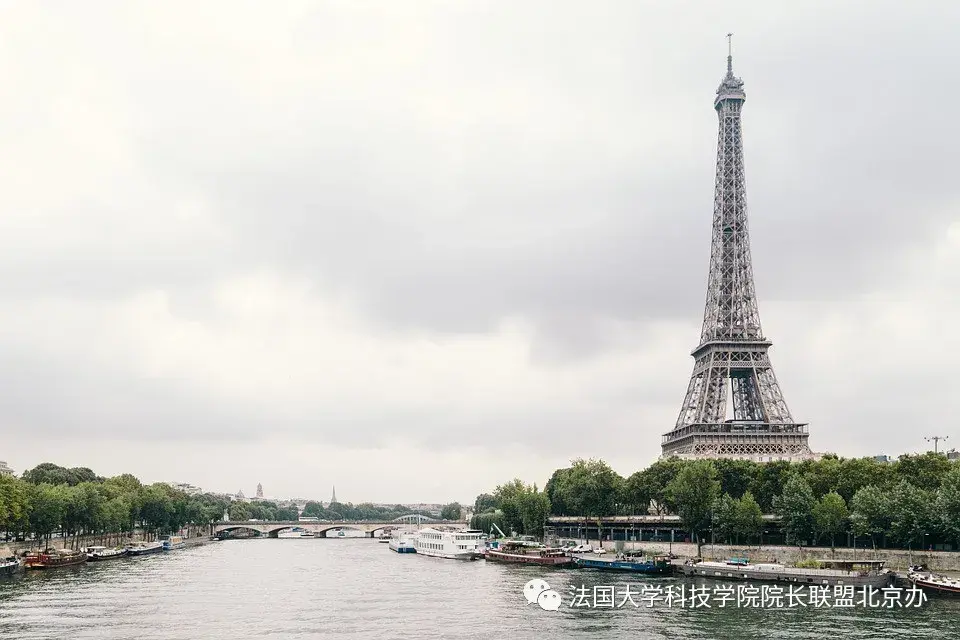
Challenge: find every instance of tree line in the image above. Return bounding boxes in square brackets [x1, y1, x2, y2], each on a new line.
[470, 454, 960, 554]
[0, 463, 231, 549]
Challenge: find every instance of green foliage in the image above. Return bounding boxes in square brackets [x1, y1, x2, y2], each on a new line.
[22, 463, 102, 486]
[470, 509, 506, 535]
[748, 461, 793, 512]
[773, 475, 816, 546]
[667, 460, 720, 554]
[543, 469, 571, 515]
[637, 457, 685, 515]
[812, 491, 848, 550]
[889, 480, 937, 549]
[794, 559, 824, 569]
[620, 470, 652, 516]
[713, 459, 756, 499]
[711, 494, 737, 543]
[492, 479, 550, 537]
[735, 492, 764, 544]
[554, 459, 622, 518]
[849, 485, 893, 549]
[937, 465, 960, 544]
[440, 502, 462, 520]
[894, 453, 953, 491]
[301, 501, 324, 518]
[472, 493, 498, 514]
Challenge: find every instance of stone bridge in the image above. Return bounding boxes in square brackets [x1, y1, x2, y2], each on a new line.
[214, 519, 469, 538]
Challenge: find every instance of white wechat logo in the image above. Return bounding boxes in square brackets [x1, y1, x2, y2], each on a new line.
[523, 578, 561, 611]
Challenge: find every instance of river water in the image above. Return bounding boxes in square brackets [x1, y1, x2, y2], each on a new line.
[1, 539, 957, 639]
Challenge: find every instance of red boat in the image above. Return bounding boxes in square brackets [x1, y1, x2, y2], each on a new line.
[485, 543, 574, 566]
[908, 570, 960, 597]
[23, 548, 87, 569]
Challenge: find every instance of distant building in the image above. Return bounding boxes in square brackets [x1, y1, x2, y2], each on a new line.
[168, 482, 202, 495]
[331, 486, 337, 504]
[256, 483, 263, 499]
[873, 455, 893, 463]
[237, 489, 246, 501]
[947, 449, 959, 462]
[0, 461, 13, 476]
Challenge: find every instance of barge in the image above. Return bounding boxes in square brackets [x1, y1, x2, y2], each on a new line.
[677, 558, 893, 588]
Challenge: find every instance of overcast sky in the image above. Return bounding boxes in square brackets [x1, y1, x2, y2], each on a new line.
[1, 1, 957, 504]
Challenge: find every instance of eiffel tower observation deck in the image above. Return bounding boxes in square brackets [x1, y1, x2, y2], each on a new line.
[661, 38, 814, 462]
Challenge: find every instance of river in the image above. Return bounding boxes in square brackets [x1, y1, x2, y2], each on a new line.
[1, 539, 957, 639]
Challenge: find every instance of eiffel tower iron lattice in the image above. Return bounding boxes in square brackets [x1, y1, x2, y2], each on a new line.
[661, 40, 813, 462]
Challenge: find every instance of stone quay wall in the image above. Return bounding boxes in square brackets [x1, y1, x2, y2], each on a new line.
[591, 539, 960, 572]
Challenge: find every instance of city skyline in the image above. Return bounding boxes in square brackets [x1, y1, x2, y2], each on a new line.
[0, 2, 957, 502]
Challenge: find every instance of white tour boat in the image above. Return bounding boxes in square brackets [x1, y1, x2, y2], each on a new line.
[388, 532, 417, 554]
[277, 529, 305, 539]
[413, 528, 483, 560]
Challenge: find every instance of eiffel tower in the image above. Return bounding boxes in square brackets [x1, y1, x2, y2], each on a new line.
[661, 37, 813, 462]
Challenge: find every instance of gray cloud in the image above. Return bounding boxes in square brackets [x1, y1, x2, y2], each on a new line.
[0, 1, 958, 497]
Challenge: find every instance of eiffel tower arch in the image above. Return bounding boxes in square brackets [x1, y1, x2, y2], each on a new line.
[661, 40, 815, 463]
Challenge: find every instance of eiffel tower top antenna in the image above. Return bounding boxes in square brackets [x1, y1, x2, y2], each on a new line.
[727, 33, 733, 72]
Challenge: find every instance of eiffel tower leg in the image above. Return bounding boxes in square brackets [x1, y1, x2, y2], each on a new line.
[754, 367, 794, 424]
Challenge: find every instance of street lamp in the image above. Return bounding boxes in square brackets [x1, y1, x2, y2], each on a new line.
[925, 435, 949, 454]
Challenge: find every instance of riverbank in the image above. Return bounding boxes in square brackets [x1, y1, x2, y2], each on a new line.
[2, 527, 215, 558]
[590, 539, 960, 572]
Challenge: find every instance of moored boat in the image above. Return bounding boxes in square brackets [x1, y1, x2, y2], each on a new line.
[160, 535, 185, 551]
[388, 532, 417, 554]
[414, 528, 483, 560]
[677, 558, 892, 588]
[573, 553, 671, 575]
[1, 556, 21, 576]
[126, 541, 164, 556]
[85, 546, 128, 561]
[907, 568, 960, 597]
[23, 548, 87, 569]
[277, 529, 305, 539]
[486, 542, 574, 566]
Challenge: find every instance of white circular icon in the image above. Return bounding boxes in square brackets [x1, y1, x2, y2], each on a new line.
[537, 589, 562, 611]
[523, 578, 551, 604]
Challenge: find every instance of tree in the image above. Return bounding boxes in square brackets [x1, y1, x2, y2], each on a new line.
[773, 475, 816, 547]
[812, 491, 848, 551]
[748, 461, 793, 513]
[473, 493, 497, 514]
[0, 474, 29, 536]
[734, 491, 764, 546]
[27, 483, 68, 548]
[471, 509, 506, 536]
[544, 469, 571, 515]
[636, 457, 685, 515]
[894, 453, 952, 491]
[666, 460, 720, 556]
[620, 471, 653, 516]
[301, 501, 325, 518]
[493, 479, 527, 535]
[711, 494, 737, 544]
[802, 456, 842, 499]
[713, 459, 757, 500]
[517, 490, 550, 537]
[228, 501, 251, 522]
[492, 480, 550, 537]
[555, 459, 622, 518]
[836, 457, 893, 503]
[440, 502, 462, 520]
[275, 505, 299, 521]
[849, 485, 892, 550]
[889, 480, 936, 550]
[937, 464, 960, 547]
